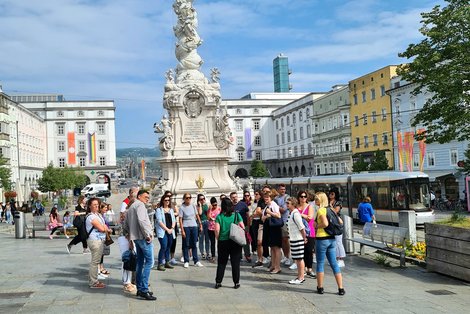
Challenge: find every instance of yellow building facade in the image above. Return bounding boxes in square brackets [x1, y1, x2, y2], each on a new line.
[349, 65, 397, 167]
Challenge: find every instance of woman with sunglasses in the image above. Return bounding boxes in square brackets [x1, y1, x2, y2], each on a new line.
[179, 193, 203, 268]
[261, 190, 282, 274]
[298, 190, 316, 278]
[155, 194, 176, 271]
[197, 194, 210, 259]
[207, 197, 221, 262]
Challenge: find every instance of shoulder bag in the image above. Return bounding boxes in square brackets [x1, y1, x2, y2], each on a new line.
[229, 213, 246, 246]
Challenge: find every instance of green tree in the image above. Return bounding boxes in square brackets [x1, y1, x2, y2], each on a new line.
[37, 163, 87, 193]
[250, 160, 269, 177]
[458, 144, 470, 175]
[352, 155, 369, 173]
[369, 150, 390, 171]
[397, 0, 470, 143]
[0, 154, 11, 190]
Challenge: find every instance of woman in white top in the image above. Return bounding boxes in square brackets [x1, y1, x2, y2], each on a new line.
[286, 197, 307, 285]
[261, 190, 282, 274]
[86, 198, 110, 289]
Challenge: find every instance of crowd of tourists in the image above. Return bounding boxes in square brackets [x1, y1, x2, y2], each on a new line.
[46, 184, 346, 301]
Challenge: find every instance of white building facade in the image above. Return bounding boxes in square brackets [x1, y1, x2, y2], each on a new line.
[389, 77, 469, 201]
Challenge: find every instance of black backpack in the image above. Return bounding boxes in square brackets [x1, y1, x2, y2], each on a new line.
[324, 207, 343, 236]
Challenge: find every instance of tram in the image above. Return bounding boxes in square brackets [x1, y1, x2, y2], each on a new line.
[249, 171, 435, 225]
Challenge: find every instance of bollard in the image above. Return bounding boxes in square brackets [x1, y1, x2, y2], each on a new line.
[341, 214, 355, 254]
[399, 210, 416, 245]
[14, 211, 26, 239]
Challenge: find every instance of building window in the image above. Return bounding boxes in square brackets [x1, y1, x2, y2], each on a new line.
[343, 114, 348, 127]
[78, 111, 84, 117]
[97, 122, 105, 135]
[382, 133, 388, 145]
[308, 143, 313, 155]
[254, 136, 261, 146]
[371, 88, 376, 100]
[363, 113, 367, 125]
[373, 134, 378, 146]
[299, 111, 303, 121]
[98, 110, 104, 117]
[238, 152, 244, 161]
[353, 94, 358, 105]
[362, 91, 366, 103]
[427, 152, 436, 167]
[281, 133, 285, 144]
[56, 123, 65, 136]
[255, 151, 262, 160]
[306, 125, 311, 138]
[287, 131, 291, 143]
[57, 111, 64, 117]
[58, 158, 65, 168]
[99, 140, 105, 151]
[276, 120, 279, 130]
[253, 120, 260, 130]
[276, 134, 279, 145]
[450, 149, 458, 165]
[235, 120, 243, 132]
[282, 149, 286, 159]
[292, 113, 296, 125]
[301, 145, 305, 156]
[294, 146, 298, 157]
[372, 111, 377, 123]
[79, 157, 86, 167]
[236, 108, 242, 115]
[281, 118, 284, 128]
[293, 129, 297, 141]
[356, 137, 360, 148]
[300, 127, 304, 139]
[413, 153, 420, 168]
[380, 85, 386, 96]
[78, 140, 85, 151]
[277, 150, 280, 159]
[306, 108, 310, 118]
[354, 116, 359, 127]
[382, 108, 387, 120]
[58, 141, 65, 152]
[314, 123, 319, 133]
[77, 123, 85, 135]
[236, 136, 243, 146]
[286, 115, 290, 126]
[364, 136, 369, 148]
[99, 156, 106, 166]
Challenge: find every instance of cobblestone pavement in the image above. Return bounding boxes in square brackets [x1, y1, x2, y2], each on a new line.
[0, 196, 469, 313]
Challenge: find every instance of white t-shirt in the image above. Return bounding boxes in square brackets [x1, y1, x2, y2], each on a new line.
[86, 213, 106, 241]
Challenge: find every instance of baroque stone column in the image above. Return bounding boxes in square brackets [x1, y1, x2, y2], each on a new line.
[153, 0, 234, 198]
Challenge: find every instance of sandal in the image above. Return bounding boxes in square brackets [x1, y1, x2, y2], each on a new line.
[90, 282, 106, 289]
[100, 269, 110, 275]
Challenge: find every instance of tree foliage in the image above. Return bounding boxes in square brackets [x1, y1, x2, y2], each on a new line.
[0, 154, 12, 191]
[352, 155, 369, 173]
[37, 163, 87, 193]
[397, 0, 470, 143]
[250, 160, 269, 177]
[369, 150, 390, 171]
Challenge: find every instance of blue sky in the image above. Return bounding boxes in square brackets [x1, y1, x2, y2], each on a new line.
[0, 0, 444, 148]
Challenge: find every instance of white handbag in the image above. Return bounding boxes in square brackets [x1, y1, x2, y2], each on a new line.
[229, 214, 246, 246]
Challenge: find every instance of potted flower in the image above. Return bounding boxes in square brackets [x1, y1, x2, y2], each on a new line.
[425, 212, 470, 282]
[4, 191, 17, 199]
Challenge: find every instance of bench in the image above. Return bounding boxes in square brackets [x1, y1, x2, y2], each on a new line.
[31, 216, 77, 238]
[348, 222, 408, 267]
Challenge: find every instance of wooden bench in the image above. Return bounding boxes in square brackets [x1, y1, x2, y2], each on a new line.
[31, 216, 77, 238]
[348, 222, 408, 267]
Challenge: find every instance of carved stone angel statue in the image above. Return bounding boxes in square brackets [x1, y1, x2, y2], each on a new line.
[153, 115, 175, 151]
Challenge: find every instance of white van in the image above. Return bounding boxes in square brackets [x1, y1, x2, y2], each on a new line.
[81, 184, 110, 197]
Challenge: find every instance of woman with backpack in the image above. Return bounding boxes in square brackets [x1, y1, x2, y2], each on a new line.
[286, 197, 307, 285]
[329, 189, 346, 268]
[314, 192, 345, 296]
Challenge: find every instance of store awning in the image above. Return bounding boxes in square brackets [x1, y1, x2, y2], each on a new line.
[427, 171, 454, 182]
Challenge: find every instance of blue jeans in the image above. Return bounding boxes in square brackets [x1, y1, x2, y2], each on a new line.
[134, 239, 154, 293]
[199, 221, 210, 256]
[183, 226, 199, 263]
[315, 238, 341, 275]
[158, 233, 173, 265]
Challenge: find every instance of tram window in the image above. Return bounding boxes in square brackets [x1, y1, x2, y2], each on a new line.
[391, 185, 407, 209]
[376, 184, 389, 209]
[409, 181, 430, 210]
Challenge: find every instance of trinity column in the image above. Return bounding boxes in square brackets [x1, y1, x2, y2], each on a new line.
[153, 0, 234, 197]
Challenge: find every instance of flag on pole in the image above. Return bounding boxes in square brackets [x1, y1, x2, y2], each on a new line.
[397, 131, 404, 171]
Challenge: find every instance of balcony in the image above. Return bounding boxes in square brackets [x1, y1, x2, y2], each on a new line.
[0, 132, 10, 141]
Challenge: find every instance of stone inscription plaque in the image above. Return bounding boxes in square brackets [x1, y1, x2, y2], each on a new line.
[182, 120, 207, 142]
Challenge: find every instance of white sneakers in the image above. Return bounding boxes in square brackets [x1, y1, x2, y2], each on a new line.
[289, 278, 305, 285]
[183, 262, 189, 268]
[284, 258, 293, 266]
[195, 261, 204, 267]
[289, 263, 298, 270]
[280, 256, 287, 264]
[97, 273, 108, 280]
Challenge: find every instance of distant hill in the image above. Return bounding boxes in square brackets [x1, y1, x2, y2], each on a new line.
[116, 147, 160, 158]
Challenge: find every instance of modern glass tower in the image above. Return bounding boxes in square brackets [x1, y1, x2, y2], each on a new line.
[273, 54, 291, 92]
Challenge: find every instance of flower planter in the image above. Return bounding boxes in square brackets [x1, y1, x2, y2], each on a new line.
[425, 223, 470, 282]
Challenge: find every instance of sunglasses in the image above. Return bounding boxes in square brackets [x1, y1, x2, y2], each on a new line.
[299, 195, 307, 198]
[244, 195, 250, 197]
[211, 203, 217, 206]
[164, 199, 170, 202]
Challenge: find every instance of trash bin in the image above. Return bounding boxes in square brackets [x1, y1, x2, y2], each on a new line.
[14, 211, 26, 239]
